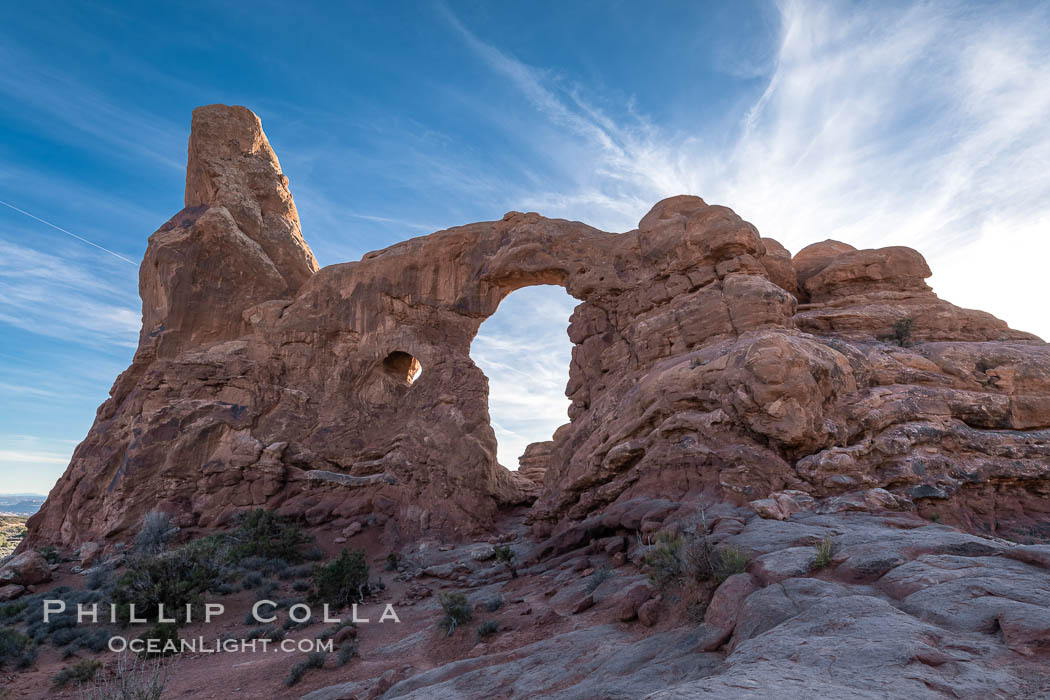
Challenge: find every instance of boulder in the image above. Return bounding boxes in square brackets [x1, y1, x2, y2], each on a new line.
[0, 551, 52, 586]
[616, 584, 654, 622]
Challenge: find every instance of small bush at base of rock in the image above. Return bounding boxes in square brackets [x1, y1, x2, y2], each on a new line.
[484, 594, 504, 612]
[439, 592, 473, 637]
[712, 546, 750, 584]
[38, 545, 62, 565]
[476, 620, 500, 640]
[309, 548, 371, 609]
[642, 532, 683, 589]
[227, 509, 312, 564]
[811, 536, 835, 571]
[493, 545, 517, 577]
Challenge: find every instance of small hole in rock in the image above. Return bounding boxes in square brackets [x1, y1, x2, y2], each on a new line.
[383, 351, 421, 385]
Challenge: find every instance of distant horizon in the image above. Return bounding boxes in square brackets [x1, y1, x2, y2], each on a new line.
[4, 0, 1050, 494]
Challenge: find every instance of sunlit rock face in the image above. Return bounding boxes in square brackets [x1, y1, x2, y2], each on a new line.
[26, 105, 1050, 549]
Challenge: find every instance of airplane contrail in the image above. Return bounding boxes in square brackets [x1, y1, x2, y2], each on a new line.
[0, 198, 137, 265]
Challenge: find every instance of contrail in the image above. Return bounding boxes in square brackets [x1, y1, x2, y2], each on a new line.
[0, 199, 137, 265]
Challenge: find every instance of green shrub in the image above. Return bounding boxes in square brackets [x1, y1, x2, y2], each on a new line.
[113, 537, 227, 626]
[285, 651, 327, 687]
[385, 552, 400, 571]
[308, 548, 371, 610]
[0, 627, 36, 670]
[493, 545, 517, 578]
[38, 545, 61, 565]
[476, 620, 500, 640]
[712, 546, 750, 584]
[879, 317, 914, 346]
[53, 659, 101, 687]
[642, 532, 684, 589]
[227, 509, 312, 564]
[811, 536, 835, 571]
[0, 601, 28, 620]
[438, 592, 472, 637]
[137, 623, 178, 658]
[484, 595, 504, 612]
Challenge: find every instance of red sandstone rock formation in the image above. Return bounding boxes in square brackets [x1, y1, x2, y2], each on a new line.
[25, 105, 1050, 553]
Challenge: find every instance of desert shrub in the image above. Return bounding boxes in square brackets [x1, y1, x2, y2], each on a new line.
[438, 592, 472, 637]
[282, 611, 315, 631]
[213, 582, 237, 596]
[239, 555, 294, 578]
[38, 545, 62, 564]
[53, 659, 101, 687]
[642, 532, 684, 589]
[586, 566, 614, 593]
[879, 317, 914, 346]
[476, 620, 499, 640]
[134, 511, 176, 556]
[240, 572, 264, 590]
[285, 651, 327, 687]
[0, 627, 36, 670]
[292, 580, 310, 592]
[308, 548, 370, 609]
[254, 581, 279, 603]
[385, 552, 400, 571]
[493, 545, 517, 578]
[484, 594, 504, 612]
[113, 536, 227, 625]
[0, 601, 28, 620]
[85, 567, 109, 591]
[63, 628, 110, 658]
[76, 653, 168, 700]
[811, 536, 835, 571]
[289, 564, 314, 578]
[227, 510, 312, 564]
[712, 546, 750, 584]
[137, 623, 178, 658]
[336, 638, 358, 667]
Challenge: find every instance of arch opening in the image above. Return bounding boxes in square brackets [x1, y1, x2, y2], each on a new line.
[470, 285, 576, 469]
[383, 350, 422, 385]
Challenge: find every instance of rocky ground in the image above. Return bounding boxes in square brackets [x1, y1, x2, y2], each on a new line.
[4, 501, 1050, 699]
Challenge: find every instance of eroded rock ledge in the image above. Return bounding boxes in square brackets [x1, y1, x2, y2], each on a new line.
[25, 105, 1050, 550]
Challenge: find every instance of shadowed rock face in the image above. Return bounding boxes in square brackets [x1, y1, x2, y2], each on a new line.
[25, 105, 1050, 549]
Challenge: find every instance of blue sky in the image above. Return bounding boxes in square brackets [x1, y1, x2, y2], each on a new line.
[2, 1, 1049, 492]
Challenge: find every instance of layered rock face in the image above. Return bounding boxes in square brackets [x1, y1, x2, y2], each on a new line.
[26, 105, 1050, 550]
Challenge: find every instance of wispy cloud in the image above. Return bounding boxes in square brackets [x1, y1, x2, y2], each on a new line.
[470, 285, 576, 468]
[441, 1, 1050, 341]
[0, 450, 69, 465]
[0, 237, 140, 349]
